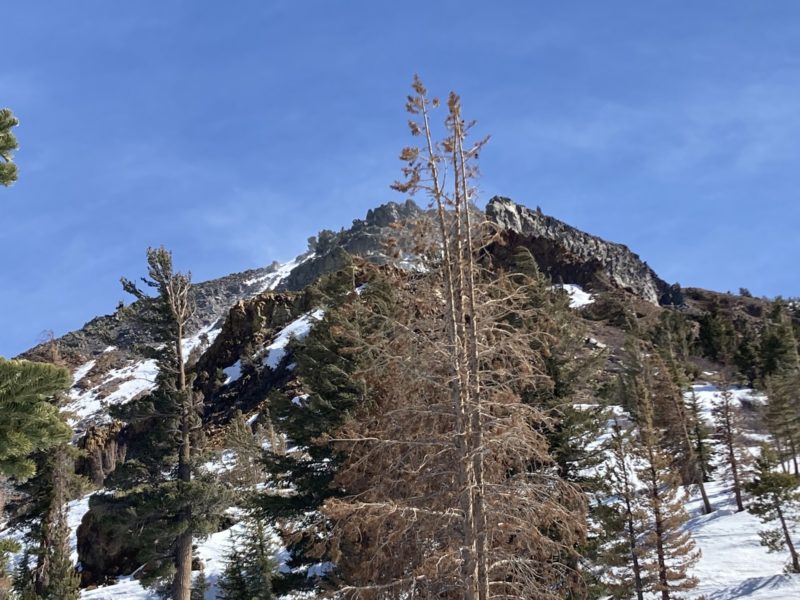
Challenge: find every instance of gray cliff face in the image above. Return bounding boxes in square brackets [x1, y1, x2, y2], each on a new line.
[22, 196, 670, 365]
[486, 197, 669, 305]
[19, 265, 287, 362]
[277, 199, 424, 291]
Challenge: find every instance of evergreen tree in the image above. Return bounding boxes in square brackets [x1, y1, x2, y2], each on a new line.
[260, 265, 381, 596]
[217, 514, 277, 600]
[33, 445, 80, 600]
[0, 539, 19, 599]
[686, 391, 715, 483]
[696, 300, 735, 363]
[764, 372, 800, 476]
[746, 446, 800, 572]
[0, 108, 19, 187]
[0, 359, 72, 480]
[13, 551, 37, 600]
[634, 368, 700, 600]
[223, 410, 263, 488]
[601, 420, 645, 600]
[191, 564, 208, 600]
[734, 321, 760, 386]
[712, 383, 749, 511]
[759, 301, 800, 379]
[217, 544, 249, 600]
[87, 247, 227, 599]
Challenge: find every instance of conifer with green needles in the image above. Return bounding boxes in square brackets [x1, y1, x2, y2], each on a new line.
[746, 446, 800, 573]
[0, 358, 72, 480]
[0, 109, 19, 186]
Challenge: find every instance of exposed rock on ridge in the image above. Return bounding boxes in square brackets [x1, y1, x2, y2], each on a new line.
[487, 196, 670, 305]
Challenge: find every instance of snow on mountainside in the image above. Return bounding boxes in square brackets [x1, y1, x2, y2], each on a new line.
[577, 383, 800, 600]
[66, 384, 800, 600]
[687, 482, 800, 600]
[61, 253, 312, 429]
[7, 199, 795, 599]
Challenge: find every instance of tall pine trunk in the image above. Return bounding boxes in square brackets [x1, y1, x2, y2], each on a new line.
[173, 324, 193, 600]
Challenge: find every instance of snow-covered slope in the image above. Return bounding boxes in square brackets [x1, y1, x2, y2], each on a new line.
[686, 482, 800, 599]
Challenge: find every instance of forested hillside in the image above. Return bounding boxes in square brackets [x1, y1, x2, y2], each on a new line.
[2, 82, 800, 600]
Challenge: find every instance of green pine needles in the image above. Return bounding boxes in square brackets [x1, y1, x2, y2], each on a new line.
[0, 359, 72, 480]
[0, 108, 19, 186]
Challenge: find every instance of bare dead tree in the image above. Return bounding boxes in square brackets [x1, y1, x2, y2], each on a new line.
[314, 78, 586, 599]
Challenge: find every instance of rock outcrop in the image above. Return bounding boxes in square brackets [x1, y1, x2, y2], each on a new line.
[486, 196, 670, 304]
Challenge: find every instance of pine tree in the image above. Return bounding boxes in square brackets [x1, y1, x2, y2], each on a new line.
[0, 108, 19, 187]
[260, 270, 373, 595]
[734, 322, 760, 386]
[34, 445, 80, 600]
[86, 247, 227, 598]
[13, 550, 37, 600]
[764, 372, 800, 476]
[697, 300, 735, 363]
[224, 410, 263, 488]
[11, 445, 81, 600]
[686, 391, 715, 483]
[191, 564, 208, 600]
[602, 420, 645, 600]
[759, 301, 800, 380]
[746, 446, 800, 573]
[634, 368, 700, 600]
[217, 515, 277, 600]
[712, 382, 748, 511]
[0, 359, 72, 480]
[0, 539, 19, 598]
[217, 544, 249, 600]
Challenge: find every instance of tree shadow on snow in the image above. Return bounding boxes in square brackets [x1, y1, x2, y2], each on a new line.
[708, 574, 798, 599]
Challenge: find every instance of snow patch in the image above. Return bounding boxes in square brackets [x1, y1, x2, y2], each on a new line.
[223, 360, 242, 384]
[553, 284, 594, 308]
[67, 495, 92, 563]
[245, 253, 316, 292]
[66, 359, 159, 425]
[181, 323, 222, 356]
[71, 360, 97, 387]
[685, 383, 767, 426]
[263, 309, 325, 370]
[291, 394, 310, 407]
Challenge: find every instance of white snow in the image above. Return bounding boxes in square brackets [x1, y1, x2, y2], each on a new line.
[583, 384, 800, 599]
[66, 359, 159, 425]
[553, 283, 594, 308]
[291, 394, 309, 407]
[71, 359, 97, 387]
[263, 309, 325, 370]
[685, 383, 767, 425]
[78, 515, 288, 600]
[223, 360, 242, 384]
[685, 481, 800, 599]
[245, 253, 316, 293]
[181, 323, 222, 357]
[80, 576, 157, 600]
[67, 495, 92, 563]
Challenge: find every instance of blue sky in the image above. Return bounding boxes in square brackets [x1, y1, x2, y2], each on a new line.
[2, 1, 799, 357]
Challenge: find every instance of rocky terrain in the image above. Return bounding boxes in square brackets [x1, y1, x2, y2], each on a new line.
[9, 196, 796, 599]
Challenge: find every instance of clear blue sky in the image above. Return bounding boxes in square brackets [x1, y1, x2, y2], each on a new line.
[2, 1, 799, 357]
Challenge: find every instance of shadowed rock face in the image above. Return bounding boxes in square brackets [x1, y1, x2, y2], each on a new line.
[486, 196, 670, 304]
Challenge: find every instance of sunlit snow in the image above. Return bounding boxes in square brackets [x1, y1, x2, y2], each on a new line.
[66, 359, 159, 425]
[553, 283, 594, 308]
[244, 253, 316, 292]
[263, 309, 324, 370]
